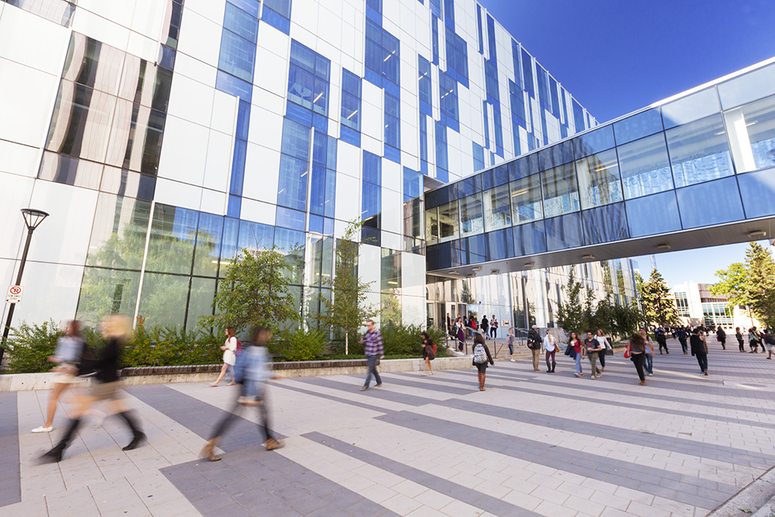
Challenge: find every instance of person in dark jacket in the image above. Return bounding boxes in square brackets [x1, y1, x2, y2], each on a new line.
[41, 315, 145, 463]
[716, 326, 726, 350]
[480, 316, 489, 340]
[656, 327, 669, 354]
[676, 327, 689, 355]
[690, 327, 709, 376]
[472, 332, 494, 391]
[736, 327, 745, 352]
[629, 333, 647, 385]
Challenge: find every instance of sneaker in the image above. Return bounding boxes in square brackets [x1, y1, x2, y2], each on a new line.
[574, 373, 581, 377]
[648, 373, 654, 376]
[591, 375, 597, 379]
[32, 426, 53, 433]
[266, 438, 285, 451]
[374, 383, 383, 388]
[360, 386, 368, 391]
[510, 359, 515, 362]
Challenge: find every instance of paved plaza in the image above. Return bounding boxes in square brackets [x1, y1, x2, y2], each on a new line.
[2, 337, 775, 517]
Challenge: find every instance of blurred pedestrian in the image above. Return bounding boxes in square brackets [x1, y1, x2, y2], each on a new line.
[421, 331, 435, 375]
[544, 329, 557, 373]
[628, 333, 647, 385]
[211, 327, 237, 387]
[490, 315, 498, 339]
[641, 328, 654, 376]
[763, 329, 775, 360]
[690, 327, 709, 375]
[736, 327, 745, 352]
[568, 332, 583, 377]
[596, 329, 611, 371]
[33, 320, 85, 434]
[677, 327, 689, 354]
[527, 325, 542, 372]
[507, 327, 516, 362]
[41, 315, 145, 463]
[480, 315, 489, 340]
[472, 332, 494, 391]
[716, 326, 726, 350]
[360, 319, 384, 391]
[749, 327, 761, 353]
[584, 331, 603, 379]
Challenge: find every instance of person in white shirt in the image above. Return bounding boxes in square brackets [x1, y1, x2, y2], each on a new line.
[211, 327, 237, 387]
[596, 329, 611, 372]
[544, 330, 558, 373]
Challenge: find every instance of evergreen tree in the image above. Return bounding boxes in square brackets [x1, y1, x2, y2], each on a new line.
[640, 268, 678, 326]
[744, 243, 775, 328]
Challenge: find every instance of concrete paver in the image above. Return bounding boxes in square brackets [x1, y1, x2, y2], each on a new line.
[2, 337, 775, 516]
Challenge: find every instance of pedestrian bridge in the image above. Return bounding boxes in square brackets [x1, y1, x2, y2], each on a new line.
[423, 58, 775, 276]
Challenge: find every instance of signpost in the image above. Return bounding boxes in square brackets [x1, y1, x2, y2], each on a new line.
[5, 286, 23, 304]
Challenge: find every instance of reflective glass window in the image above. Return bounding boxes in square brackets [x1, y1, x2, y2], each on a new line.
[106, 101, 166, 175]
[542, 163, 579, 217]
[341, 89, 361, 131]
[462, 235, 488, 265]
[425, 207, 439, 244]
[676, 176, 744, 229]
[187, 277, 216, 329]
[718, 62, 775, 109]
[100, 166, 156, 200]
[576, 149, 623, 209]
[662, 87, 720, 129]
[381, 248, 401, 291]
[666, 114, 734, 188]
[483, 184, 512, 231]
[573, 125, 614, 159]
[438, 201, 459, 242]
[724, 94, 775, 173]
[510, 174, 543, 223]
[192, 212, 223, 277]
[737, 170, 775, 219]
[223, 2, 258, 41]
[264, 0, 291, 18]
[418, 55, 432, 105]
[625, 191, 682, 238]
[487, 228, 514, 260]
[581, 202, 628, 245]
[276, 154, 308, 210]
[86, 193, 151, 270]
[288, 64, 315, 111]
[439, 71, 459, 121]
[280, 119, 311, 160]
[460, 194, 484, 236]
[62, 33, 124, 94]
[275, 206, 306, 231]
[238, 219, 274, 251]
[218, 217, 240, 276]
[513, 220, 546, 256]
[274, 227, 305, 284]
[218, 29, 256, 83]
[613, 108, 663, 145]
[617, 133, 674, 199]
[138, 272, 189, 327]
[544, 213, 583, 251]
[76, 268, 140, 326]
[38, 151, 102, 190]
[145, 204, 198, 274]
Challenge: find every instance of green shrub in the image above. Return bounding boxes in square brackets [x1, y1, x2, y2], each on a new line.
[5, 320, 62, 373]
[273, 328, 327, 361]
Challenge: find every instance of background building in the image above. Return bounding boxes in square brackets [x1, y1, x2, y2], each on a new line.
[671, 282, 758, 331]
[0, 0, 602, 331]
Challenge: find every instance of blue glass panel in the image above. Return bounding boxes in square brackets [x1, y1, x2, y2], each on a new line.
[443, 0, 455, 23]
[281, 118, 310, 160]
[482, 100, 490, 147]
[463, 234, 488, 264]
[340, 125, 361, 147]
[364, 67, 382, 88]
[220, 217, 240, 265]
[324, 168, 336, 218]
[418, 55, 432, 105]
[676, 176, 744, 229]
[384, 78, 400, 98]
[315, 55, 330, 81]
[363, 151, 382, 185]
[581, 203, 629, 245]
[662, 88, 720, 129]
[277, 154, 308, 210]
[238, 219, 274, 251]
[159, 45, 176, 70]
[288, 64, 314, 109]
[216, 70, 252, 102]
[426, 243, 439, 270]
[544, 213, 584, 251]
[403, 167, 422, 200]
[488, 228, 514, 260]
[436, 167, 448, 183]
[486, 14, 496, 60]
[384, 145, 400, 164]
[573, 125, 615, 158]
[229, 139, 247, 195]
[625, 191, 682, 238]
[476, 5, 483, 53]
[342, 69, 361, 96]
[521, 49, 533, 95]
[227, 194, 241, 218]
[366, 0, 382, 13]
[514, 220, 546, 256]
[323, 217, 334, 235]
[236, 100, 250, 139]
[309, 213, 324, 234]
[290, 40, 316, 72]
[738, 168, 775, 219]
[572, 99, 585, 131]
[312, 77, 329, 116]
[472, 142, 485, 172]
[262, 7, 290, 34]
[718, 62, 775, 109]
[224, 2, 258, 41]
[613, 108, 663, 145]
[493, 164, 509, 187]
[263, 0, 290, 18]
[511, 42, 522, 89]
[312, 113, 328, 134]
[312, 132, 327, 166]
[666, 114, 733, 188]
[365, 4, 382, 25]
[435, 121, 448, 172]
[285, 100, 313, 126]
[362, 227, 381, 247]
[275, 206, 306, 231]
[218, 30, 256, 82]
[549, 76, 560, 116]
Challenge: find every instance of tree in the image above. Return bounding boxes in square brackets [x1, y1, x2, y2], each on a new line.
[321, 220, 377, 355]
[556, 267, 584, 335]
[711, 262, 753, 325]
[380, 290, 402, 328]
[639, 268, 678, 326]
[200, 247, 299, 335]
[744, 243, 775, 328]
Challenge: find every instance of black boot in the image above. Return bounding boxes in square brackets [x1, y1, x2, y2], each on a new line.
[551, 362, 556, 373]
[41, 418, 81, 463]
[118, 411, 146, 451]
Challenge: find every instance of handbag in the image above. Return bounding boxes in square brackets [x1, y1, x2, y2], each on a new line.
[605, 348, 614, 356]
[623, 344, 631, 359]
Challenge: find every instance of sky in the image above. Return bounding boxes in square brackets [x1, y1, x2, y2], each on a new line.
[479, 0, 775, 287]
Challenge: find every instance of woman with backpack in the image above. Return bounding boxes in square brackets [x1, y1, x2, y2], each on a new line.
[472, 332, 494, 391]
[421, 332, 436, 375]
[211, 327, 238, 387]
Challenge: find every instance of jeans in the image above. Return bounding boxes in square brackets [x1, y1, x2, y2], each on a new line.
[588, 352, 601, 376]
[679, 339, 688, 353]
[598, 349, 606, 368]
[508, 343, 514, 356]
[364, 354, 382, 388]
[574, 352, 582, 374]
[545, 350, 556, 371]
[696, 353, 708, 372]
[491, 328, 497, 338]
[644, 353, 653, 374]
[738, 339, 745, 352]
[210, 389, 273, 442]
[631, 353, 646, 381]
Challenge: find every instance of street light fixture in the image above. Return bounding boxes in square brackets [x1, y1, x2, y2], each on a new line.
[0, 208, 49, 366]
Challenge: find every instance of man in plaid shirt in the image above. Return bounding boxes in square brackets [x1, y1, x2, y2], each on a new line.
[360, 319, 384, 391]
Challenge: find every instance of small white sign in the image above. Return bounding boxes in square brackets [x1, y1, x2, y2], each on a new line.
[6, 285, 23, 304]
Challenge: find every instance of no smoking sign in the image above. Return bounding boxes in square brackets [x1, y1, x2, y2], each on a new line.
[6, 285, 23, 304]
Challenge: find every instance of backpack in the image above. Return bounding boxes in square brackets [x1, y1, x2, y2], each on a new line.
[236, 339, 243, 354]
[528, 333, 542, 349]
[473, 343, 487, 363]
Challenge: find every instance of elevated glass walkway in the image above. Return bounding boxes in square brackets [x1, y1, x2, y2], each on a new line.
[424, 58, 775, 276]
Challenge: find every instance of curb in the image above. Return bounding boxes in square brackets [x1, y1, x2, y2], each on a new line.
[708, 465, 775, 517]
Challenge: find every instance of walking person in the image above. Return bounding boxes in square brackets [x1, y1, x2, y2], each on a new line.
[41, 315, 145, 463]
[736, 327, 745, 352]
[690, 327, 709, 375]
[596, 329, 611, 372]
[507, 327, 516, 362]
[421, 332, 436, 375]
[749, 327, 761, 353]
[641, 328, 654, 376]
[584, 332, 603, 379]
[656, 327, 669, 354]
[628, 333, 648, 385]
[211, 327, 238, 387]
[32, 320, 85, 433]
[544, 329, 558, 373]
[360, 319, 384, 391]
[677, 327, 689, 354]
[527, 325, 543, 372]
[201, 326, 284, 461]
[490, 315, 498, 339]
[472, 332, 494, 391]
[480, 315, 489, 340]
[763, 329, 775, 360]
[568, 332, 583, 377]
[716, 326, 726, 350]
[456, 317, 466, 352]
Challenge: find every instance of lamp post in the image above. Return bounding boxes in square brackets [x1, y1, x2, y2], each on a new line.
[0, 209, 49, 366]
